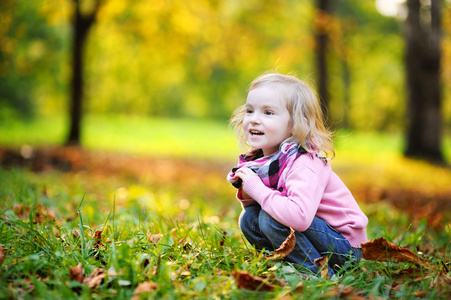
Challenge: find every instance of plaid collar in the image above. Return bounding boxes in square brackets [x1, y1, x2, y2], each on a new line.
[228, 142, 308, 189]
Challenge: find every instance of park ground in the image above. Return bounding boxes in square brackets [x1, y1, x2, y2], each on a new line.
[1, 117, 451, 299]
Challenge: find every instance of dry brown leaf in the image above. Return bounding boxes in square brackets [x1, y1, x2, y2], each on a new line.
[147, 231, 162, 244]
[362, 237, 430, 268]
[9, 277, 35, 295]
[0, 244, 4, 266]
[93, 230, 104, 249]
[12, 203, 56, 224]
[429, 271, 451, 290]
[83, 267, 106, 289]
[391, 267, 429, 280]
[324, 285, 366, 300]
[37, 204, 56, 222]
[291, 282, 304, 293]
[266, 227, 296, 260]
[232, 270, 276, 292]
[413, 291, 430, 297]
[132, 281, 158, 299]
[69, 263, 84, 283]
[314, 256, 329, 280]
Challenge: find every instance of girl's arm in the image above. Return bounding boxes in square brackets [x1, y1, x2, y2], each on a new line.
[239, 160, 325, 231]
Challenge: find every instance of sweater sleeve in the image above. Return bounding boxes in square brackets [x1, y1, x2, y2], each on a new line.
[236, 188, 258, 207]
[242, 161, 325, 231]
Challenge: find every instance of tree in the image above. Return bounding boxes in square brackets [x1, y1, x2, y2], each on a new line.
[404, 0, 445, 163]
[314, 0, 333, 124]
[66, 0, 103, 146]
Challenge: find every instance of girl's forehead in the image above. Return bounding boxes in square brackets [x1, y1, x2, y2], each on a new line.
[246, 85, 287, 106]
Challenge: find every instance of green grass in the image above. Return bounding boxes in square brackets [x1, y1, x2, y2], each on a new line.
[2, 165, 451, 299]
[1, 115, 451, 299]
[2, 166, 451, 299]
[0, 114, 241, 161]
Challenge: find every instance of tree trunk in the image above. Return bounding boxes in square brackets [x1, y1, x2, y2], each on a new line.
[404, 0, 444, 163]
[66, 1, 100, 146]
[314, 0, 332, 125]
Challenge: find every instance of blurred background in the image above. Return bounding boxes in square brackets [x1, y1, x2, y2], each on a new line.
[1, 0, 451, 245]
[0, 0, 450, 163]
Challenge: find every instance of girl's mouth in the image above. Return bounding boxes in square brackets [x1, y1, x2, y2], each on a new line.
[250, 130, 264, 136]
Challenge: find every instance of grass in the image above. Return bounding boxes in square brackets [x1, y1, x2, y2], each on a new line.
[1, 115, 451, 299]
[0, 114, 241, 161]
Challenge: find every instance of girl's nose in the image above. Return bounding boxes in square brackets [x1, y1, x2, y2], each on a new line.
[250, 112, 261, 124]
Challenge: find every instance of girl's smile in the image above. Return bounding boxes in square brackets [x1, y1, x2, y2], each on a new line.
[243, 85, 292, 156]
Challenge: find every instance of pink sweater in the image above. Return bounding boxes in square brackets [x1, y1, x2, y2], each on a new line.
[238, 154, 368, 248]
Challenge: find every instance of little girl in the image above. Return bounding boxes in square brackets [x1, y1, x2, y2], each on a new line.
[227, 72, 368, 277]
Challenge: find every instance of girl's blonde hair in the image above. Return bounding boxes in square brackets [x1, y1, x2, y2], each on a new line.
[230, 72, 335, 159]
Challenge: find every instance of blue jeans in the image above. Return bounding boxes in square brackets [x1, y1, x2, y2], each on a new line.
[239, 205, 362, 277]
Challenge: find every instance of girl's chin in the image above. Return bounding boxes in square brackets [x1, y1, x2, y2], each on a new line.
[248, 141, 264, 149]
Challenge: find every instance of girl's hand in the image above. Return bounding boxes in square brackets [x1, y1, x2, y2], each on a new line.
[234, 167, 258, 184]
[239, 188, 251, 200]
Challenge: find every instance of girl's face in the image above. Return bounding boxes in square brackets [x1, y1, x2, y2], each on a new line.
[243, 85, 293, 156]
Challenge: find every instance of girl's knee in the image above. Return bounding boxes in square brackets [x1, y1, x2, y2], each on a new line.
[239, 205, 260, 232]
[258, 210, 287, 236]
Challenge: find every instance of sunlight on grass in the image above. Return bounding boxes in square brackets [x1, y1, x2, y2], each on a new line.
[0, 114, 241, 161]
[82, 115, 241, 161]
[2, 114, 450, 162]
[1, 114, 450, 194]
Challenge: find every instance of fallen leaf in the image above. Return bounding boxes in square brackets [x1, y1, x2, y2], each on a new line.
[36, 204, 56, 223]
[83, 267, 106, 289]
[93, 230, 104, 249]
[389, 282, 403, 292]
[362, 237, 430, 268]
[132, 281, 158, 300]
[9, 278, 35, 295]
[147, 231, 162, 244]
[108, 266, 121, 277]
[11, 203, 55, 224]
[391, 267, 429, 280]
[69, 263, 84, 283]
[12, 204, 28, 220]
[314, 256, 329, 280]
[266, 227, 296, 260]
[291, 282, 304, 293]
[324, 285, 366, 300]
[429, 271, 451, 290]
[414, 291, 430, 297]
[232, 270, 276, 292]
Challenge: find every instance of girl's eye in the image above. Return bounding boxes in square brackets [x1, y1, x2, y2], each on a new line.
[265, 110, 274, 115]
[246, 108, 253, 113]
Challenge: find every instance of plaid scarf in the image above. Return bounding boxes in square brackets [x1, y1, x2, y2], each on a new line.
[227, 142, 310, 190]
